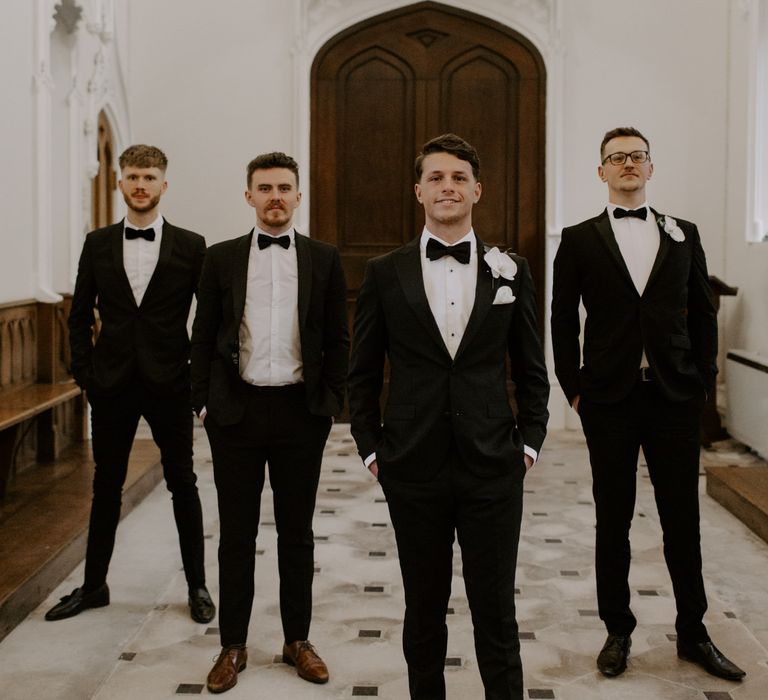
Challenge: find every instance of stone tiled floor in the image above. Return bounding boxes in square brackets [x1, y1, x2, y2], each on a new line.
[0, 425, 766, 699]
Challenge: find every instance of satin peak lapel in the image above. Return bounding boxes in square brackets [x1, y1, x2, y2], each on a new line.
[111, 221, 138, 307]
[231, 231, 252, 324]
[644, 211, 671, 293]
[594, 213, 637, 294]
[295, 233, 312, 330]
[454, 241, 494, 361]
[140, 221, 175, 306]
[392, 240, 450, 358]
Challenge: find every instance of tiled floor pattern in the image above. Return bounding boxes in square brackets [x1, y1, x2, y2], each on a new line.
[0, 426, 766, 699]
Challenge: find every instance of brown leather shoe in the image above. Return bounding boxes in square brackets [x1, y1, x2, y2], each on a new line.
[282, 640, 329, 684]
[206, 647, 248, 694]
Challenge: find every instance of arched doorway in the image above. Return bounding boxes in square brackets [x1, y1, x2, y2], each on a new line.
[311, 1, 546, 330]
[91, 110, 117, 229]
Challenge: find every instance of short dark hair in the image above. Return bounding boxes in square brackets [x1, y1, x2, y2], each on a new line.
[119, 144, 168, 171]
[246, 152, 300, 189]
[414, 133, 480, 181]
[600, 127, 650, 159]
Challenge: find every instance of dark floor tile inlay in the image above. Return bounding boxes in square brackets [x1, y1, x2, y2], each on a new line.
[704, 693, 733, 700]
[369, 551, 386, 557]
[205, 627, 219, 635]
[332, 468, 346, 473]
[176, 684, 204, 695]
[203, 534, 213, 539]
[119, 652, 136, 661]
[638, 589, 659, 596]
[352, 688, 378, 697]
[528, 690, 555, 699]
[154, 604, 168, 611]
[365, 586, 384, 593]
[445, 657, 462, 666]
[446, 607, 454, 614]
[256, 549, 265, 555]
[371, 522, 388, 527]
[273, 654, 283, 663]
[320, 509, 335, 514]
[327, 487, 341, 492]
[666, 633, 678, 641]
[532, 512, 548, 516]
[359, 629, 382, 638]
[724, 611, 736, 618]
[545, 538, 562, 543]
[578, 609, 599, 617]
[315, 535, 329, 541]
[519, 632, 536, 640]
[314, 567, 321, 573]
[514, 588, 520, 595]
[374, 498, 387, 503]
[560, 570, 578, 576]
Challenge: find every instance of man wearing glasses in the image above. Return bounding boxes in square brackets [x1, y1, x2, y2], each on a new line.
[551, 127, 745, 682]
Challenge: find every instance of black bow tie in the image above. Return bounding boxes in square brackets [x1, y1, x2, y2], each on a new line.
[426, 238, 471, 264]
[125, 227, 156, 241]
[257, 233, 291, 250]
[613, 207, 647, 221]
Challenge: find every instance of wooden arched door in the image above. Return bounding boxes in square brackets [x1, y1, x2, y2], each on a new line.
[91, 110, 116, 229]
[311, 1, 546, 330]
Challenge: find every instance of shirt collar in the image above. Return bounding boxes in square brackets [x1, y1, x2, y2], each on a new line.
[420, 227, 476, 251]
[124, 213, 163, 236]
[252, 226, 296, 248]
[607, 202, 650, 220]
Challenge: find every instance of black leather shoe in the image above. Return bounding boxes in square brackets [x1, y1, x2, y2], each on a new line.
[597, 634, 631, 677]
[45, 584, 110, 621]
[188, 586, 215, 623]
[677, 640, 746, 680]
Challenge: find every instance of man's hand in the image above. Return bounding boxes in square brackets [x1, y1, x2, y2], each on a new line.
[571, 395, 580, 413]
[524, 454, 534, 471]
[368, 459, 379, 479]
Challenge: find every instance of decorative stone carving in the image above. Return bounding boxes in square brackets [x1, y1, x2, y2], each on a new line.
[406, 28, 449, 48]
[53, 0, 83, 34]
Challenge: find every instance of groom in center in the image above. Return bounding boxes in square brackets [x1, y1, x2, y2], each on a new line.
[349, 133, 549, 699]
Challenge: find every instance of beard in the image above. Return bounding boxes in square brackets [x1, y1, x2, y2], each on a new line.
[262, 207, 291, 227]
[123, 191, 161, 214]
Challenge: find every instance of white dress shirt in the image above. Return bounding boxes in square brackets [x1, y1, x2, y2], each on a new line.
[238, 227, 303, 386]
[608, 202, 659, 369]
[421, 228, 477, 358]
[123, 213, 163, 305]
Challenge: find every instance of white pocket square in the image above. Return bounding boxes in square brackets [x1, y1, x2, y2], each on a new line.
[492, 286, 516, 305]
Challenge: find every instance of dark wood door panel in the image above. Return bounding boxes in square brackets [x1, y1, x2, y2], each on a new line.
[312, 1, 546, 328]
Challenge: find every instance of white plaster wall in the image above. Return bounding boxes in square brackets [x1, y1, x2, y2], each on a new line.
[0, 1, 37, 303]
[126, 0, 298, 241]
[559, 0, 729, 275]
[723, 2, 768, 359]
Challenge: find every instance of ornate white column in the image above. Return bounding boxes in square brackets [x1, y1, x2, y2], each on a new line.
[33, 0, 62, 302]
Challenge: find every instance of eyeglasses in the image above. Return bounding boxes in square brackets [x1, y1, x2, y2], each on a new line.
[602, 150, 650, 166]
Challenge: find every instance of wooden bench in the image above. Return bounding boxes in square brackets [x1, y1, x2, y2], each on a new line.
[0, 299, 86, 502]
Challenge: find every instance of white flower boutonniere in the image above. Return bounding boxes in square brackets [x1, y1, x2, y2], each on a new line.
[483, 247, 518, 281]
[660, 215, 685, 242]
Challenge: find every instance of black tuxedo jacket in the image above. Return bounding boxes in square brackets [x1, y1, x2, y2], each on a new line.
[68, 219, 206, 397]
[551, 208, 718, 405]
[190, 230, 348, 424]
[348, 236, 549, 482]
